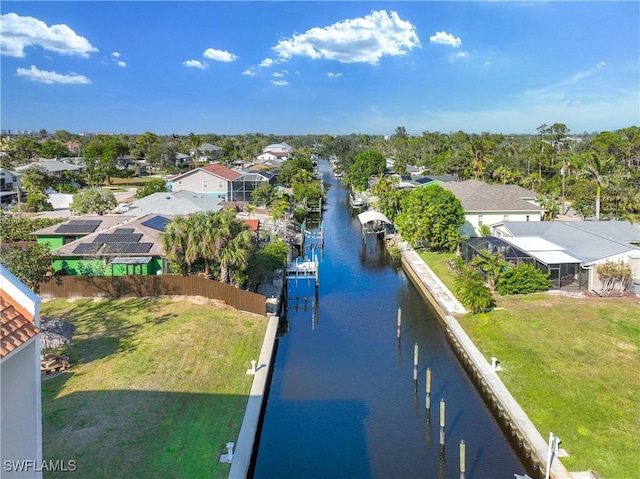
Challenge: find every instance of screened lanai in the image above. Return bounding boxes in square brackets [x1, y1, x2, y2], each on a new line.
[461, 236, 588, 290]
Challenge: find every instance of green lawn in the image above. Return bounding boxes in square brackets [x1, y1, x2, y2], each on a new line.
[40, 297, 267, 479]
[419, 251, 640, 479]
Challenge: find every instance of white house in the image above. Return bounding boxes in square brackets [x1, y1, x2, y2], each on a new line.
[439, 180, 543, 237]
[263, 142, 292, 154]
[492, 220, 640, 293]
[167, 164, 241, 201]
[254, 151, 289, 163]
[1, 265, 43, 479]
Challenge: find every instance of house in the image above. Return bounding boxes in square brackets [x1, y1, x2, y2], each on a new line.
[190, 143, 221, 162]
[255, 151, 290, 163]
[1, 168, 22, 205]
[487, 220, 640, 292]
[47, 214, 170, 276]
[397, 174, 458, 190]
[126, 190, 224, 216]
[15, 159, 83, 178]
[439, 179, 543, 237]
[263, 142, 292, 154]
[167, 164, 241, 201]
[1, 265, 43, 479]
[33, 215, 137, 251]
[231, 171, 276, 202]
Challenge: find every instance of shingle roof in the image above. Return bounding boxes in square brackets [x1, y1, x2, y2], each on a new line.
[1, 288, 39, 358]
[440, 180, 542, 213]
[128, 190, 223, 216]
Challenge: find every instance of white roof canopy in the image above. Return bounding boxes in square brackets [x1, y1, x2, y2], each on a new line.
[357, 211, 391, 225]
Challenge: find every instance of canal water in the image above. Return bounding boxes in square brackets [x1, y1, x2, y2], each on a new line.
[251, 161, 529, 479]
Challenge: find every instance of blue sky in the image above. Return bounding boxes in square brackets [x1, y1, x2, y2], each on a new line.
[1, 1, 638, 136]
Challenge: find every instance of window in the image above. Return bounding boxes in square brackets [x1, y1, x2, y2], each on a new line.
[526, 215, 530, 222]
[478, 215, 483, 227]
[218, 180, 224, 188]
[203, 180, 209, 189]
[177, 180, 183, 186]
[503, 214, 509, 221]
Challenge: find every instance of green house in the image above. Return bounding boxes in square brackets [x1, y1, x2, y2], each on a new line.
[35, 214, 171, 277]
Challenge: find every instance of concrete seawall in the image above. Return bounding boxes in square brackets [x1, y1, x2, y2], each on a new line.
[228, 315, 279, 479]
[400, 247, 573, 479]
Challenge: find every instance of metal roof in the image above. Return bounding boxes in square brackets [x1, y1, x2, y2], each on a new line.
[357, 211, 391, 225]
[499, 221, 640, 263]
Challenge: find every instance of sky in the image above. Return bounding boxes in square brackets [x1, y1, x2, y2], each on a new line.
[1, 1, 639, 136]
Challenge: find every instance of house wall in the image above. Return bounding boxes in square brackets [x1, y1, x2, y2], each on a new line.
[53, 257, 162, 276]
[36, 236, 65, 250]
[0, 340, 43, 479]
[169, 172, 229, 200]
[467, 211, 541, 237]
[587, 251, 639, 292]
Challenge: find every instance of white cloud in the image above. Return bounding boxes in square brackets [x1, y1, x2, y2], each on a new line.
[116, 61, 126, 68]
[327, 72, 343, 78]
[597, 61, 606, 68]
[272, 10, 420, 65]
[449, 51, 469, 62]
[112, 52, 121, 58]
[260, 58, 275, 67]
[183, 59, 207, 69]
[270, 80, 288, 86]
[429, 31, 462, 48]
[203, 48, 238, 62]
[0, 13, 98, 57]
[272, 72, 285, 78]
[16, 65, 90, 84]
[242, 68, 256, 76]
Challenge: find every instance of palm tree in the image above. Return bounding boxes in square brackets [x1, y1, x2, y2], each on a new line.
[471, 249, 508, 291]
[577, 151, 617, 220]
[159, 215, 190, 274]
[219, 230, 254, 284]
[491, 165, 512, 185]
[453, 266, 493, 313]
[188, 133, 204, 170]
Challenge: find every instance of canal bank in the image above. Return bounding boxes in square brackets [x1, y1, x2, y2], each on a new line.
[400, 246, 573, 479]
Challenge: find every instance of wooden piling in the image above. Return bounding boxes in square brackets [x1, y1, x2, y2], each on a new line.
[396, 308, 401, 338]
[460, 440, 466, 479]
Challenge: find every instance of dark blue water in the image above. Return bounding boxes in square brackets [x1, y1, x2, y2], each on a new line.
[252, 162, 528, 479]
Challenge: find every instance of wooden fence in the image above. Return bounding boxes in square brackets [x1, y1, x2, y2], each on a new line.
[39, 275, 267, 316]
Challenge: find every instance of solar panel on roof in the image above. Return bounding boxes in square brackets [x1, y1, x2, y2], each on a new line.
[114, 228, 135, 234]
[102, 243, 131, 254]
[141, 215, 170, 232]
[94, 233, 143, 243]
[55, 223, 100, 234]
[136, 243, 153, 253]
[72, 243, 103, 254]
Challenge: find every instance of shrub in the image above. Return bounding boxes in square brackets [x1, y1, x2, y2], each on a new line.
[0, 217, 66, 242]
[496, 263, 553, 295]
[136, 178, 168, 198]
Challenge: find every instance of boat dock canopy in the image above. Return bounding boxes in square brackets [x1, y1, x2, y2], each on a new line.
[357, 211, 391, 226]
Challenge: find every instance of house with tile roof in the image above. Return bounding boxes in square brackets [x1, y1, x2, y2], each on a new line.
[167, 164, 241, 201]
[1, 265, 43, 479]
[439, 179, 544, 237]
[489, 220, 640, 292]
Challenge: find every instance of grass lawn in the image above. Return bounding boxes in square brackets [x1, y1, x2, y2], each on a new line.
[420, 251, 640, 479]
[40, 297, 267, 479]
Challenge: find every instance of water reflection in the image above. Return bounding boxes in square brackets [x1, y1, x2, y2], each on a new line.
[252, 161, 529, 479]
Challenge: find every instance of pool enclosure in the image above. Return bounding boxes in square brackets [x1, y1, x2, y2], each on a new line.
[461, 236, 589, 290]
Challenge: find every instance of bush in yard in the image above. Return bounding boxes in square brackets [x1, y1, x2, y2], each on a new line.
[135, 178, 167, 198]
[70, 188, 118, 215]
[496, 263, 552, 295]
